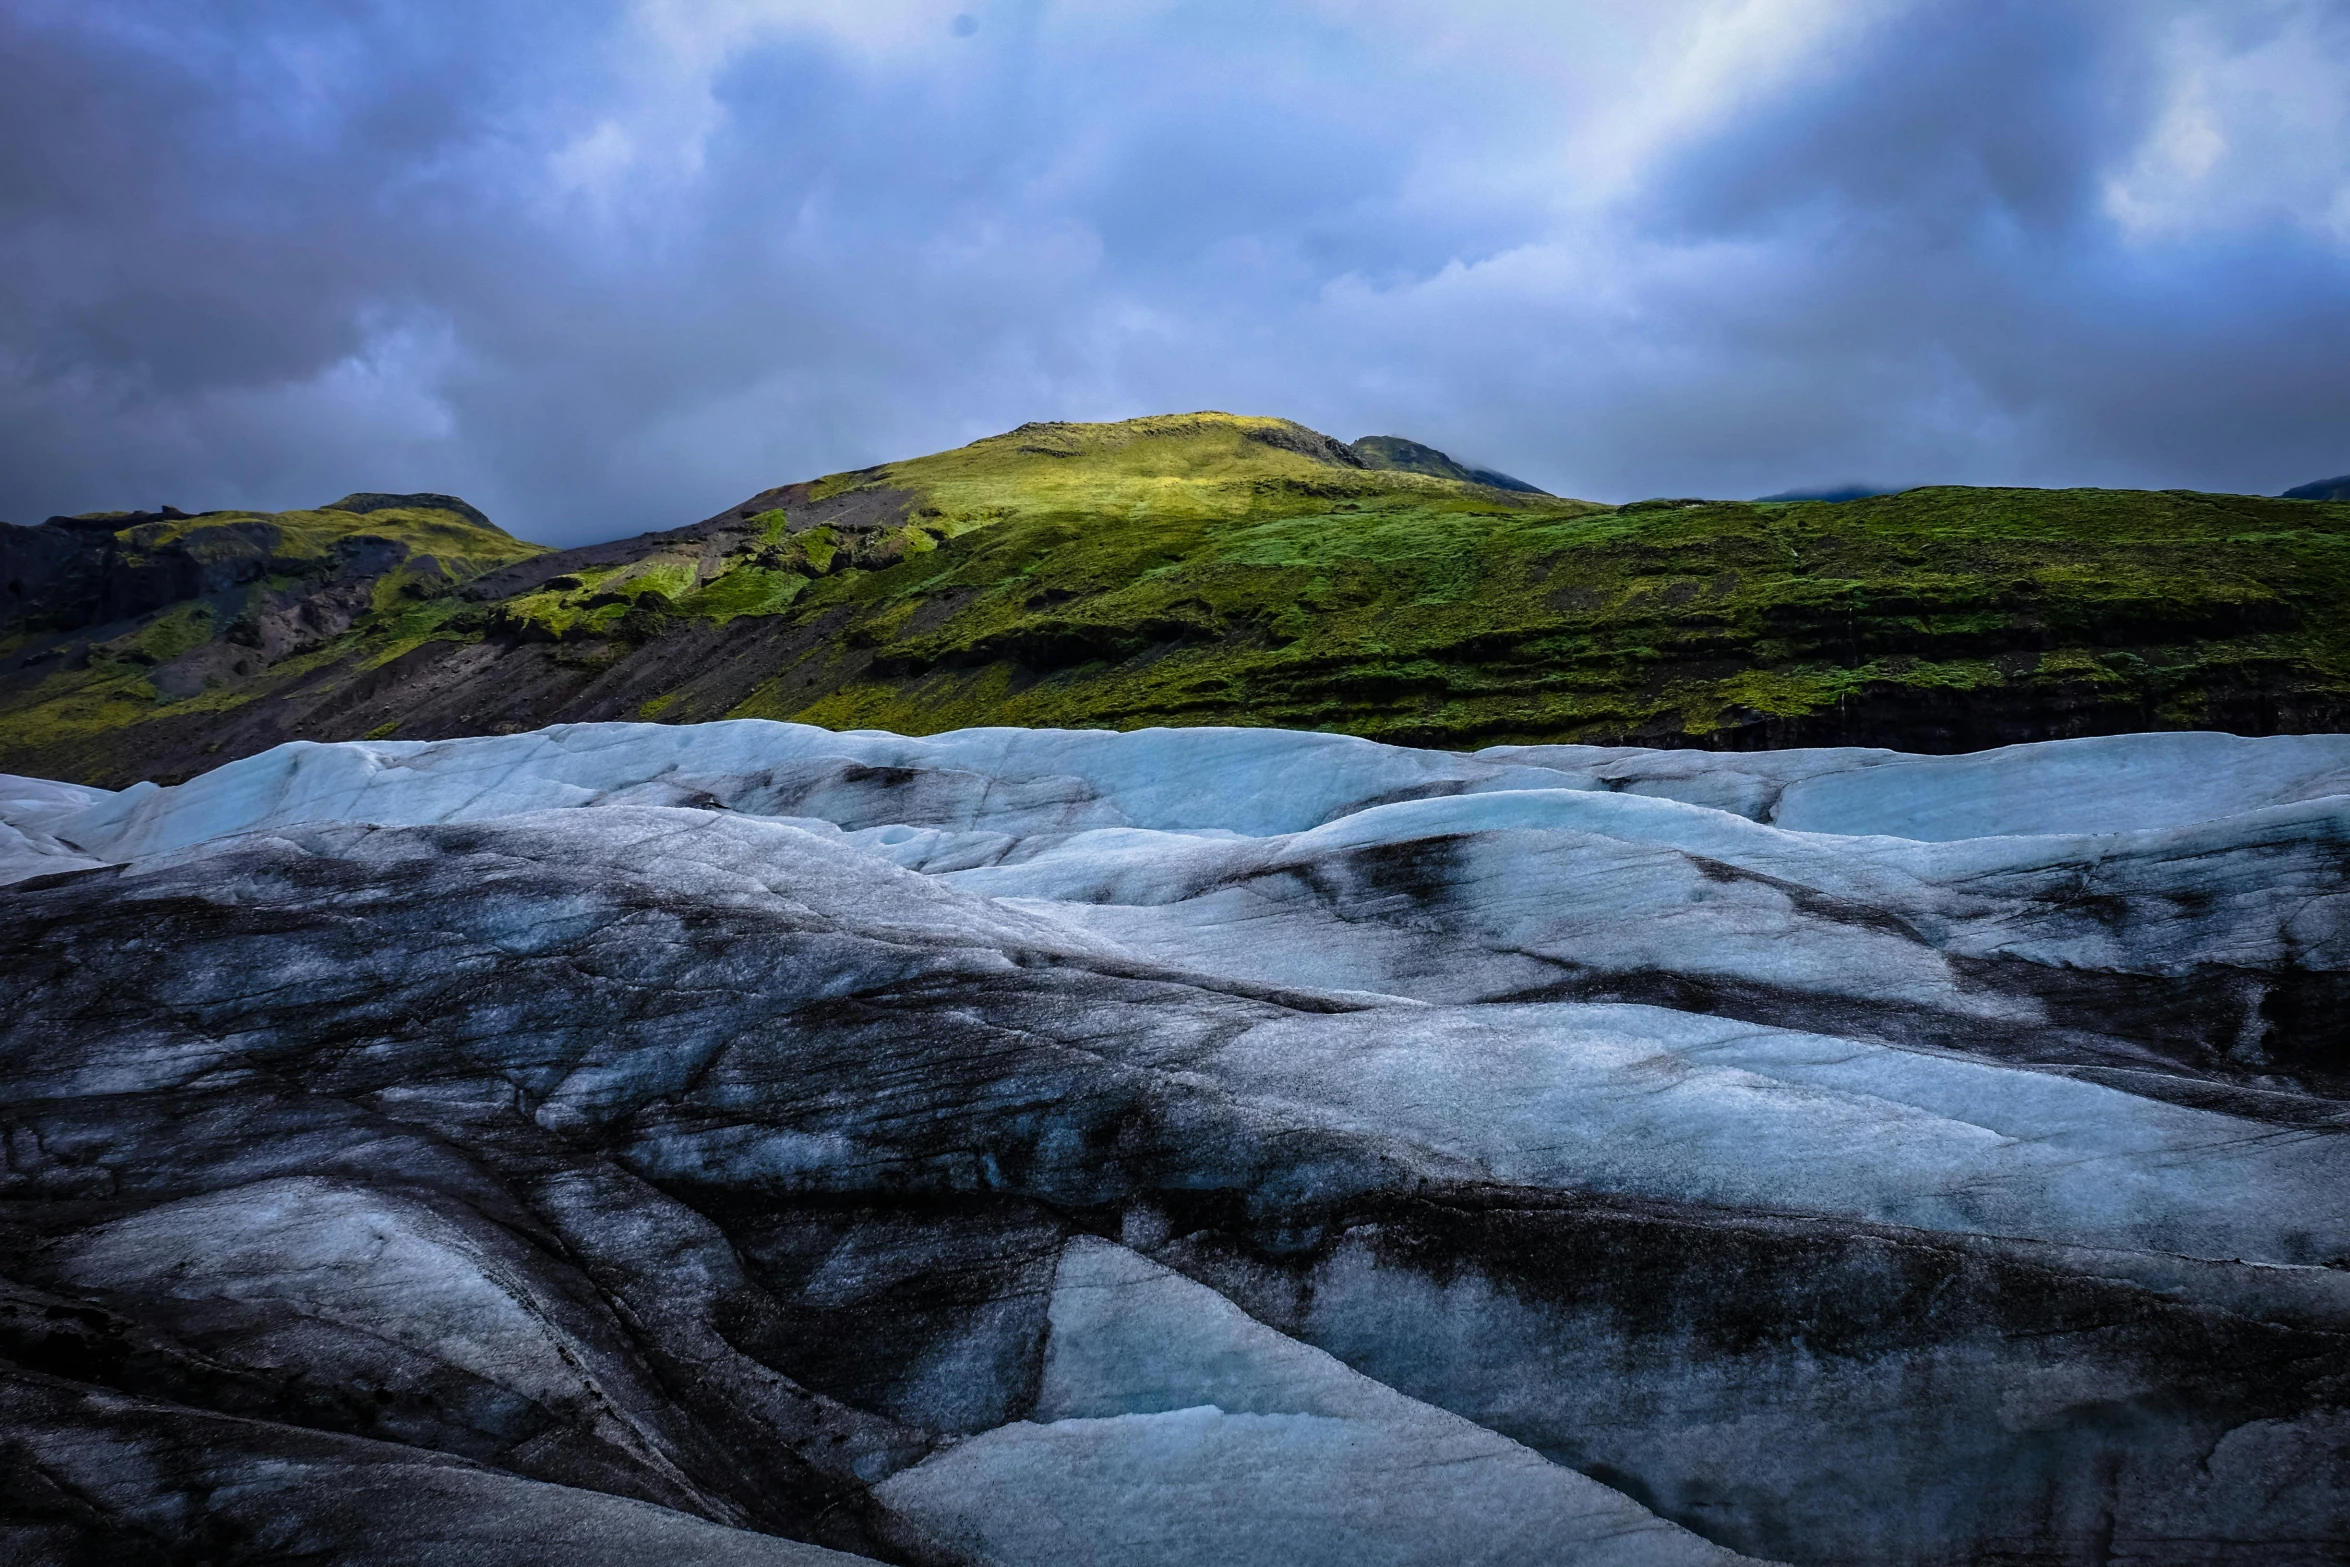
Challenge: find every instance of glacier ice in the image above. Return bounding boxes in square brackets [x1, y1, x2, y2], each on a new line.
[877, 1237, 1755, 1566]
[4, 720, 2350, 1564]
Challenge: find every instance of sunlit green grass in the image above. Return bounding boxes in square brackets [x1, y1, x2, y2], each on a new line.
[12, 413, 2350, 775]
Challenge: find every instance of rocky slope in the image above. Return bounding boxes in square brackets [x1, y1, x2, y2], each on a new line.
[4, 720, 2349, 1564]
[0, 492, 543, 785]
[11, 416, 2350, 787]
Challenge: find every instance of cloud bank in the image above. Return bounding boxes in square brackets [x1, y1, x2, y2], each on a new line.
[4, 0, 2348, 543]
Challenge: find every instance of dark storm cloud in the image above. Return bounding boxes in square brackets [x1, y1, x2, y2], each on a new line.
[0, 0, 598, 517]
[2, 1, 2347, 543]
[1571, 0, 2350, 498]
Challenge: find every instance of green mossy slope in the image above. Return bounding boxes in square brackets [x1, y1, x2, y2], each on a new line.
[736, 478, 2350, 747]
[0, 498, 543, 779]
[7, 415, 2350, 786]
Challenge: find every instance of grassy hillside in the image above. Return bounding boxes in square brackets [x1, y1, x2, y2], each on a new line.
[6, 413, 2350, 785]
[724, 467, 2350, 747]
[0, 496, 544, 780]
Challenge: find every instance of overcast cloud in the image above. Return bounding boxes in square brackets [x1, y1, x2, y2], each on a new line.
[3, 0, 2347, 543]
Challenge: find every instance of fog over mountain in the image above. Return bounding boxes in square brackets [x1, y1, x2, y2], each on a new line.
[4, 1, 2349, 544]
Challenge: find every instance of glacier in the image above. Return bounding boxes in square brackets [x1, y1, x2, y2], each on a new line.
[3, 720, 2348, 1565]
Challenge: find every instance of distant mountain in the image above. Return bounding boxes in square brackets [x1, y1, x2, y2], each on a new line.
[2285, 474, 2350, 502]
[0, 493, 534, 641]
[10, 413, 2350, 785]
[1347, 435, 1548, 494]
[0, 492, 538, 713]
[1757, 484, 1898, 503]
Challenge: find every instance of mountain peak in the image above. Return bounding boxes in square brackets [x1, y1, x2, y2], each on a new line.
[975, 411, 1366, 469]
[2283, 474, 2350, 502]
[1349, 434, 1547, 494]
[324, 492, 506, 534]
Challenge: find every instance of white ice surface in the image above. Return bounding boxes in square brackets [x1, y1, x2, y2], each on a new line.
[949, 786, 2350, 1017]
[21, 724, 2350, 872]
[0, 771, 113, 881]
[0, 771, 113, 825]
[1767, 730, 2350, 839]
[10, 722, 2350, 1269]
[57, 1176, 702, 1484]
[17, 719, 2350, 1557]
[1190, 1003, 2350, 1263]
[878, 1237, 1758, 1566]
[61, 1177, 608, 1405]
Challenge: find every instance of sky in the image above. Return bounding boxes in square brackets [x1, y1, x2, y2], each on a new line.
[3, 0, 2348, 545]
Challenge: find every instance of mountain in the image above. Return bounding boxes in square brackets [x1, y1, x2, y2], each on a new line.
[1346, 433, 1547, 492]
[2286, 473, 2350, 501]
[6, 720, 2348, 1563]
[1754, 483, 1896, 502]
[0, 492, 542, 784]
[10, 411, 2350, 787]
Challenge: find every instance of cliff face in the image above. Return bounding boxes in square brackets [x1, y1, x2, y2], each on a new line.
[4, 721, 2349, 1564]
[11, 418, 2350, 788]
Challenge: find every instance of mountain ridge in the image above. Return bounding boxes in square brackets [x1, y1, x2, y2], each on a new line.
[2286, 473, 2350, 502]
[1348, 434, 1547, 493]
[9, 412, 2350, 787]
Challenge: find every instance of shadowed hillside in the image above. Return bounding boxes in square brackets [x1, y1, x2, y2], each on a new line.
[8, 412, 2350, 785]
